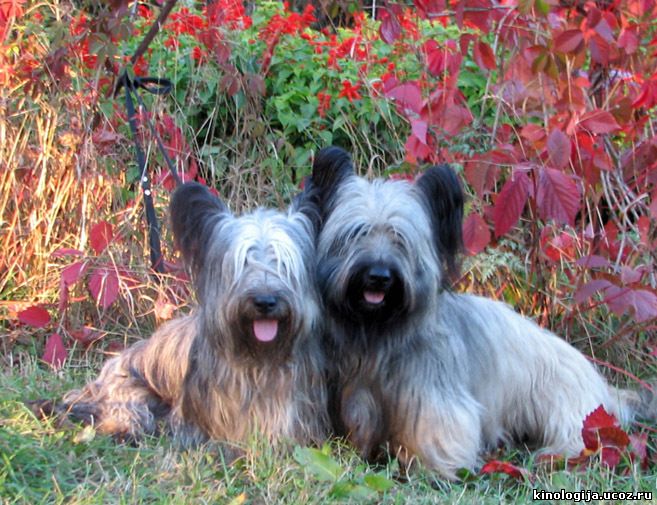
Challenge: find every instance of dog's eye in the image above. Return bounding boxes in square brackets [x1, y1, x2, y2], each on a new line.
[347, 223, 368, 240]
[390, 230, 408, 253]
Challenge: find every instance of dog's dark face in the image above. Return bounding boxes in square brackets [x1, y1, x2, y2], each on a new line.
[170, 183, 320, 364]
[306, 147, 464, 337]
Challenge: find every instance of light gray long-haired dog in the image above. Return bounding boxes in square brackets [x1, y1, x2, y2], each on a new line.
[307, 146, 652, 479]
[57, 182, 328, 447]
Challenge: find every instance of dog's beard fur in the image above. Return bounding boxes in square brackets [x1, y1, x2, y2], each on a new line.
[308, 146, 647, 479]
[58, 182, 328, 447]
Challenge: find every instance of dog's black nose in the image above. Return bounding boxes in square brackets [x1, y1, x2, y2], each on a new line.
[252, 294, 278, 313]
[367, 266, 392, 286]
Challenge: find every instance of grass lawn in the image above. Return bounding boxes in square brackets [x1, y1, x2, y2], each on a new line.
[2, 352, 656, 504]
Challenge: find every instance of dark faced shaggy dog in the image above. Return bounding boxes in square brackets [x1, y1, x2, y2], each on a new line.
[307, 146, 651, 478]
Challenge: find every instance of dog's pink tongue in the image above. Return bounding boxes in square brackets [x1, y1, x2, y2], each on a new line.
[253, 319, 278, 342]
[364, 291, 385, 304]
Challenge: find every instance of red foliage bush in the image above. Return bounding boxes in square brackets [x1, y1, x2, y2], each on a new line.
[3, 0, 655, 369]
[376, 0, 657, 339]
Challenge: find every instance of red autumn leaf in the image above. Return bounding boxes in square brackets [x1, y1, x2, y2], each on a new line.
[424, 39, 445, 76]
[575, 255, 610, 269]
[70, 326, 102, 347]
[441, 104, 472, 137]
[540, 228, 576, 263]
[575, 254, 609, 268]
[536, 167, 580, 226]
[619, 265, 642, 284]
[589, 34, 610, 65]
[463, 213, 490, 255]
[18, 306, 51, 328]
[480, 460, 529, 480]
[604, 287, 657, 323]
[629, 433, 649, 468]
[411, 118, 428, 145]
[493, 171, 531, 238]
[245, 72, 265, 96]
[520, 124, 546, 144]
[61, 261, 87, 286]
[597, 426, 631, 450]
[0, 0, 24, 34]
[89, 221, 114, 255]
[88, 267, 120, 309]
[461, 0, 491, 32]
[554, 29, 584, 53]
[579, 110, 620, 134]
[599, 447, 623, 468]
[379, 9, 401, 44]
[51, 248, 84, 258]
[405, 134, 433, 164]
[464, 157, 500, 197]
[414, 0, 446, 19]
[581, 406, 628, 455]
[547, 129, 571, 170]
[618, 29, 638, 54]
[58, 277, 69, 313]
[632, 80, 657, 109]
[385, 82, 423, 114]
[574, 279, 615, 304]
[43, 332, 67, 369]
[473, 41, 496, 71]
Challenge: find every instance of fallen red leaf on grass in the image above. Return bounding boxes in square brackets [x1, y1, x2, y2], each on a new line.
[43, 332, 67, 369]
[18, 306, 51, 328]
[480, 460, 531, 480]
[579, 405, 630, 469]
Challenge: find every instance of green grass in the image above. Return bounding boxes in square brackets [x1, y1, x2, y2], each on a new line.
[2, 353, 656, 504]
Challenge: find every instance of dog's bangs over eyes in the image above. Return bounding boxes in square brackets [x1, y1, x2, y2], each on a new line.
[225, 210, 310, 290]
[321, 178, 435, 260]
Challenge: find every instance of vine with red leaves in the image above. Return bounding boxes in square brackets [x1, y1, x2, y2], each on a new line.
[4, 0, 656, 431]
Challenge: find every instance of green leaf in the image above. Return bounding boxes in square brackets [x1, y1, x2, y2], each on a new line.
[535, 0, 551, 15]
[332, 116, 347, 132]
[233, 91, 246, 110]
[300, 102, 316, 120]
[318, 130, 333, 146]
[330, 481, 377, 500]
[363, 473, 395, 492]
[293, 447, 343, 482]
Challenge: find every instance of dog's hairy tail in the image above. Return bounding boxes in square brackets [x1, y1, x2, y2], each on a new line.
[613, 384, 657, 423]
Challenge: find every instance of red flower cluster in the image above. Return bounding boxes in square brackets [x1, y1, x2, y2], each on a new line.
[205, 0, 252, 31]
[162, 1, 253, 65]
[166, 7, 205, 36]
[259, 3, 316, 40]
[317, 91, 331, 117]
[338, 80, 362, 102]
[69, 14, 97, 69]
[327, 36, 369, 69]
[259, 3, 316, 74]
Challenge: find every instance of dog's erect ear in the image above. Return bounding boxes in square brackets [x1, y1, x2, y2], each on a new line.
[170, 182, 229, 276]
[295, 146, 355, 232]
[311, 146, 355, 192]
[415, 164, 464, 286]
[304, 146, 355, 223]
[291, 182, 322, 237]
